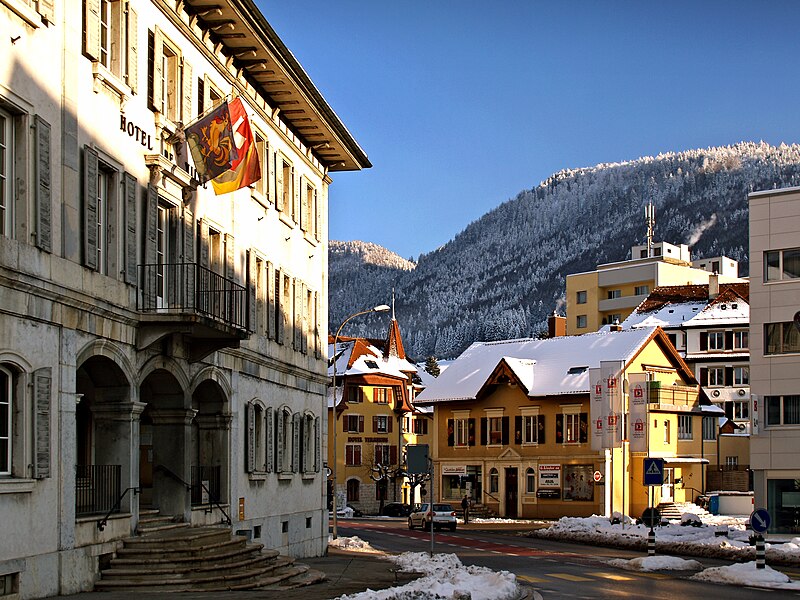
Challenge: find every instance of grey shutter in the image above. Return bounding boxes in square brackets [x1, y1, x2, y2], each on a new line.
[224, 234, 235, 282]
[292, 167, 298, 223]
[84, 0, 101, 60]
[293, 278, 302, 350]
[299, 176, 307, 232]
[275, 153, 283, 211]
[199, 218, 209, 268]
[182, 207, 194, 306]
[245, 403, 255, 473]
[34, 116, 52, 253]
[126, 3, 138, 93]
[292, 412, 300, 472]
[267, 148, 275, 204]
[152, 27, 164, 112]
[301, 282, 308, 354]
[37, 0, 55, 24]
[277, 272, 285, 344]
[314, 291, 321, 358]
[314, 189, 320, 242]
[256, 259, 266, 336]
[123, 173, 138, 284]
[143, 184, 158, 308]
[33, 368, 52, 479]
[314, 416, 320, 472]
[181, 59, 192, 125]
[247, 249, 256, 332]
[265, 407, 274, 472]
[276, 410, 284, 472]
[267, 262, 276, 339]
[83, 146, 99, 269]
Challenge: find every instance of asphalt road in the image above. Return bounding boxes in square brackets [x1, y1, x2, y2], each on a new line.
[337, 518, 800, 599]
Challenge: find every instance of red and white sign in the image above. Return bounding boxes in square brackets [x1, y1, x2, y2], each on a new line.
[593, 470, 602, 482]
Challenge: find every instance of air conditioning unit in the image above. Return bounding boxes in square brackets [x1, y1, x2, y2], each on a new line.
[712, 389, 721, 398]
[737, 388, 746, 397]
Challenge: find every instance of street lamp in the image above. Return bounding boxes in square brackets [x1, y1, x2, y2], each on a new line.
[331, 304, 390, 539]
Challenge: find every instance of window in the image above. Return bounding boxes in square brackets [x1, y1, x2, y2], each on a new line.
[300, 413, 317, 474]
[607, 289, 622, 299]
[455, 419, 469, 447]
[765, 322, 800, 355]
[0, 108, 12, 238]
[84, 0, 138, 91]
[346, 478, 359, 501]
[0, 366, 11, 475]
[522, 415, 544, 444]
[576, 290, 587, 304]
[253, 131, 269, 199]
[302, 179, 317, 239]
[277, 156, 293, 214]
[489, 468, 499, 494]
[564, 413, 580, 443]
[413, 417, 428, 435]
[374, 444, 390, 466]
[146, 29, 189, 124]
[635, 285, 649, 296]
[375, 415, 389, 434]
[345, 444, 361, 466]
[556, 410, 586, 444]
[733, 367, 749, 385]
[731, 400, 749, 420]
[576, 315, 587, 329]
[159, 43, 178, 120]
[278, 408, 291, 473]
[345, 414, 362, 433]
[525, 467, 536, 494]
[1, 365, 50, 479]
[702, 416, 717, 441]
[374, 388, 389, 404]
[733, 330, 749, 350]
[607, 313, 622, 325]
[708, 367, 724, 387]
[766, 395, 800, 426]
[678, 415, 693, 440]
[346, 386, 362, 403]
[725, 456, 738, 469]
[488, 416, 503, 445]
[765, 248, 800, 282]
[663, 419, 671, 444]
[708, 331, 725, 351]
[447, 416, 474, 447]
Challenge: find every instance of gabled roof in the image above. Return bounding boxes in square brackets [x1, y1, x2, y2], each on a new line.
[415, 327, 693, 404]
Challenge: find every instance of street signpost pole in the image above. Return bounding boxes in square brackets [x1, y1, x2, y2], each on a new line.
[429, 457, 434, 557]
[750, 508, 771, 569]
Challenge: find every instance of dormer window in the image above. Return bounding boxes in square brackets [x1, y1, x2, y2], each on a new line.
[364, 360, 379, 369]
[567, 366, 588, 375]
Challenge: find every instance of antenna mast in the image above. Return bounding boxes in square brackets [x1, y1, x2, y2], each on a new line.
[645, 202, 655, 257]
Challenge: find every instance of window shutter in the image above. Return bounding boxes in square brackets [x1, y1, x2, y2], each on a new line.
[700, 332, 708, 351]
[501, 416, 510, 445]
[277, 272, 285, 344]
[277, 410, 286, 471]
[123, 173, 138, 284]
[143, 184, 158, 307]
[387, 416, 393, 433]
[84, 0, 101, 60]
[181, 59, 192, 125]
[301, 282, 308, 354]
[265, 407, 274, 472]
[247, 249, 257, 332]
[699, 368, 708, 387]
[314, 189, 321, 242]
[724, 331, 733, 351]
[724, 402, 734, 420]
[390, 445, 397, 466]
[314, 416, 320, 472]
[556, 414, 564, 444]
[724, 366, 734, 387]
[37, 0, 55, 24]
[299, 176, 307, 232]
[580, 413, 588, 444]
[198, 218, 209, 268]
[479, 417, 487, 445]
[293, 278, 302, 350]
[83, 145, 99, 269]
[267, 262, 276, 339]
[197, 77, 204, 115]
[514, 416, 522, 444]
[126, 3, 138, 93]
[314, 291, 321, 358]
[342, 414, 348, 433]
[292, 167, 298, 223]
[33, 367, 52, 479]
[537, 415, 545, 444]
[152, 27, 164, 112]
[372, 416, 377, 433]
[224, 233, 235, 282]
[245, 403, 255, 473]
[358, 415, 364, 433]
[292, 412, 300, 472]
[256, 259, 266, 336]
[345, 445, 353, 466]
[468, 418, 475, 446]
[275, 154, 283, 211]
[35, 116, 52, 253]
[447, 419, 454, 446]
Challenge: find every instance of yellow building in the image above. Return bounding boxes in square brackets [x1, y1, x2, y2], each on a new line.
[416, 326, 715, 520]
[566, 241, 744, 335]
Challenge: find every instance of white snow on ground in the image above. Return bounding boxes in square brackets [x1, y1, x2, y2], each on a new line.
[691, 562, 800, 590]
[329, 535, 384, 553]
[609, 556, 703, 571]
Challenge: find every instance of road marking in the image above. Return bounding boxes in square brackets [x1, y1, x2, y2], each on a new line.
[517, 575, 548, 583]
[586, 572, 634, 581]
[546, 573, 593, 582]
[636, 572, 670, 579]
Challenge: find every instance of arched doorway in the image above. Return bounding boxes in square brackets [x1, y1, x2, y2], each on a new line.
[75, 356, 133, 517]
[191, 379, 229, 509]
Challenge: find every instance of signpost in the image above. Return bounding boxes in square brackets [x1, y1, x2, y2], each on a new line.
[643, 458, 664, 486]
[642, 458, 665, 556]
[750, 508, 771, 569]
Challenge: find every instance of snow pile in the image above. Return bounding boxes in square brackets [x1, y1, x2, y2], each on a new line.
[691, 562, 800, 590]
[608, 556, 703, 571]
[329, 536, 383, 553]
[336, 552, 519, 600]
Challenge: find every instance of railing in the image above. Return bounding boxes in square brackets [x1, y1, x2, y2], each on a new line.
[76, 464, 121, 517]
[648, 384, 698, 408]
[191, 465, 221, 507]
[98, 486, 139, 531]
[156, 464, 231, 525]
[138, 262, 248, 331]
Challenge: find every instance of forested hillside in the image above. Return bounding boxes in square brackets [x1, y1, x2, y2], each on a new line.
[330, 142, 800, 359]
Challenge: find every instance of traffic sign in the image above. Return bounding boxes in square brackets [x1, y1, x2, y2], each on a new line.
[750, 508, 771, 534]
[643, 458, 665, 486]
[641, 507, 661, 528]
[593, 470, 602, 482]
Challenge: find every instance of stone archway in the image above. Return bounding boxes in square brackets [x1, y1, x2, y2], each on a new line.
[190, 378, 230, 510]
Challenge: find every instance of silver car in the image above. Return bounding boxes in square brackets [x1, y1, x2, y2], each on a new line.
[408, 503, 457, 531]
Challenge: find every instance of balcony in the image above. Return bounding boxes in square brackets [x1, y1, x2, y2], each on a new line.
[648, 382, 699, 409]
[138, 263, 250, 362]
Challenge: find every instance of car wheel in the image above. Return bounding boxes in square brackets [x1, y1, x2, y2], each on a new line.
[407, 518, 414, 530]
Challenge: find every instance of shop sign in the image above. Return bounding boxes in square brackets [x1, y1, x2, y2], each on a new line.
[538, 464, 561, 488]
[442, 465, 467, 476]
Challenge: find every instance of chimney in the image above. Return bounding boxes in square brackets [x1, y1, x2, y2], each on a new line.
[709, 273, 719, 300]
[548, 312, 566, 338]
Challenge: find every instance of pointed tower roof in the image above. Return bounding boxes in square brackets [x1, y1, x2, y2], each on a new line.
[386, 318, 406, 360]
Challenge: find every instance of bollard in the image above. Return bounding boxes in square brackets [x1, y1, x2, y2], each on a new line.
[756, 535, 766, 569]
[647, 528, 656, 556]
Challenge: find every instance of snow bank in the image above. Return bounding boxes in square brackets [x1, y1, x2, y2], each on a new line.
[329, 536, 384, 553]
[608, 556, 703, 571]
[691, 562, 800, 590]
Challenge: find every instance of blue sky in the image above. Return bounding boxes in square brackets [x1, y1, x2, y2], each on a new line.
[260, 1, 800, 260]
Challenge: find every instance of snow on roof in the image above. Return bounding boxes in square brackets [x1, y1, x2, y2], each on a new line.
[328, 341, 416, 380]
[415, 327, 660, 404]
[623, 284, 749, 330]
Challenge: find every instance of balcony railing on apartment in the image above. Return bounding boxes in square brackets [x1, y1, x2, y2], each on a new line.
[138, 262, 249, 332]
[191, 465, 222, 506]
[648, 383, 699, 408]
[76, 464, 121, 517]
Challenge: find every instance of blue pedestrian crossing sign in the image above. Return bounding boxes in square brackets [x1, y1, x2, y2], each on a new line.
[750, 508, 771, 534]
[643, 458, 665, 486]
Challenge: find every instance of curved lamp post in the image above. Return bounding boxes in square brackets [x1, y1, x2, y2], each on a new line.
[331, 304, 390, 539]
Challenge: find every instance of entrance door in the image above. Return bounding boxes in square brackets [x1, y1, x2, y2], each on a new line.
[504, 468, 518, 518]
[660, 467, 674, 503]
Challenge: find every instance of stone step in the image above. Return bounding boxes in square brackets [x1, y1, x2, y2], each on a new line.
[101, 554, 294, 581]
[124, 526, 231, 549]
[114, 539, 264, 564]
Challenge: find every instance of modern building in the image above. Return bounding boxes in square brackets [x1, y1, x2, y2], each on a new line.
[621, 281, 752, 489]
[748, 187, 800, 533]
[328, 318, 430, 514]
[415, 327, 709, 520]
[0, 0, 369, 596]
[566, 241, 744, 335]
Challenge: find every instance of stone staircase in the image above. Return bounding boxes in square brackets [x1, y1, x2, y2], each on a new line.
[95, 520, 325, 592]
[469, 503, 500, 520]
[657, 501, 712, 521]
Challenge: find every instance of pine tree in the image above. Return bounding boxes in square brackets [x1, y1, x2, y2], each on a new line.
[424, 356, 440, 378]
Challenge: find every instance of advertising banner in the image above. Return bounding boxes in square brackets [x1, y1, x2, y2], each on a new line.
[538, 464, 561, 488]
[589, 368, 606, 451]
[628, 372, 649, 452]
[600, 360, 625, 449]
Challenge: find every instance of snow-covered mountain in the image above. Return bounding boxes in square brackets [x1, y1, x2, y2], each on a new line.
[330, 142, 800, 360]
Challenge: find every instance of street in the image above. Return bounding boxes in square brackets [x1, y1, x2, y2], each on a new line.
[337, 518, 800, 599]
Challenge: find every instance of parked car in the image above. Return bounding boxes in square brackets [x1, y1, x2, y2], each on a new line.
[381, 502, 413, 517]
[408, 503, 457, 531]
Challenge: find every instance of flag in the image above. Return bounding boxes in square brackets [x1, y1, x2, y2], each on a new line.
[185, 101, 238, 182]
[211, 97, 261, 195]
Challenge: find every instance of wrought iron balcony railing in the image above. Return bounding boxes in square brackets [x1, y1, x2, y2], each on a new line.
[76, 464, 121, 517]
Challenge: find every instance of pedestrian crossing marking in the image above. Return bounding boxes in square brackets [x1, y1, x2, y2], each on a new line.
[547, 573, 594, 582]
[587, 572, 634, 581]
[636, 572, 669, 579]
[518, 575, 548, 583]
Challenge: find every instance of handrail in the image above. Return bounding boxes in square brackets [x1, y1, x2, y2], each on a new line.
[482, 490, 501, 504]
[98, 486, 139, 531]
[155, 465, 232, 526]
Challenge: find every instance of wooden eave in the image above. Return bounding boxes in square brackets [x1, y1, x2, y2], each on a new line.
[182, 0, 370, 172]
[631, 327, 698, 385]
